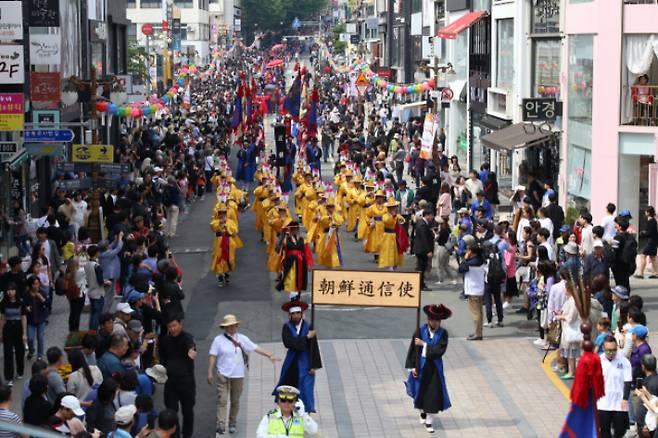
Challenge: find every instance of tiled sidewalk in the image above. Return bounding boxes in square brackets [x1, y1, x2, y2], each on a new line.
[242, 337, 568, 437]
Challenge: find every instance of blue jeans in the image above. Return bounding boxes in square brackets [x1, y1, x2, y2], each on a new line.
[89, 297, 105, 331]
[14, 235, 30, 258]
[27, 322, 45, 357]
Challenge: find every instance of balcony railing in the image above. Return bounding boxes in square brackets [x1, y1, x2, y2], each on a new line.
[625, 85, 658, 126]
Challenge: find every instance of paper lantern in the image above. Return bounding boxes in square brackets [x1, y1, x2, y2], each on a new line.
[131, 108, 141, 118]
[150, 104, 158, 113]
[108, 103, 118, 114]
[428, 79, 436, 88]
[538, 85, 545, 95]
[143, 107, 151, 116]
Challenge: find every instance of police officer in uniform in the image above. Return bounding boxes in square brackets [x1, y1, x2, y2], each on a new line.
[256, 385, 318, 437]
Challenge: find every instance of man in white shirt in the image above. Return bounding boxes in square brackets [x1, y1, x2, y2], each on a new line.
[464, 171, 484, 203]
[580, 212, 595, 256]
[207, 314, 279, 436]
[598, 336, 632, 438]
[601, 203, 617, 243]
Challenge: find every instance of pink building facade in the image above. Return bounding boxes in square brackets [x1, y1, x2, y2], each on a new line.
[564, 0, 658, 227]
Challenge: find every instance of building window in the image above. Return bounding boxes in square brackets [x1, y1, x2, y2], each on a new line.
[127, 23, 137, 41]
[174, 0, 193, 8]
[567, 34, 593, 204]
[127, 0, 135, 7]
[496, 18, 513, 89]
[141, 0, 161, 8]
[533, 39, 561, 98]
[472, 0, 491, 10]
[532, 0, 560, 34]
[453, 33, 467, 79]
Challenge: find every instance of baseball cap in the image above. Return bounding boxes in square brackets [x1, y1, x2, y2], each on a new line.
[127, 290, 145, 303]
[114, 404, 137, 425]
[560, 224, 571, 233]
[116, 302, 134, 315]
[564, 242, 579, 255]
[127, 319, 143, 332]
[611, 285, 629, 300]
[60, 395, 85, 416]
[630, 325, 649, 339]
[619, 209, 632, 218]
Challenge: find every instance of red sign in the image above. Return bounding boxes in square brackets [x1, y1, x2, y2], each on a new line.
[162, 20, 168, 32]
[377, 68, 392, 78]
[0, 93, 25, 131]
[30, 72, 61, 104]
[141, 24, 153, 36]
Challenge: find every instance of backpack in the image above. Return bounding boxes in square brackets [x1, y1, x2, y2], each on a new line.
[622, 234, 638, 272]
[487, 251, 505, 284]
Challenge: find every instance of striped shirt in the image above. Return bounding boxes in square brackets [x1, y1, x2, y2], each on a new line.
[0, 408, 23, 437]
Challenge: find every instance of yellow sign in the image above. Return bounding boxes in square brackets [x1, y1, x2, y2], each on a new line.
[355, 72, 369, 87]
[0, 114, 24, 131]
[312, 269, 421, 308]
[72, 144, 114, 163]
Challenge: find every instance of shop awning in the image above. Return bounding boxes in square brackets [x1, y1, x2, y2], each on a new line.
[480, 114, 511, 131]
[437, 11, 488, 40]
[397, 100, 428, 111]
[480, 123, 553, 151]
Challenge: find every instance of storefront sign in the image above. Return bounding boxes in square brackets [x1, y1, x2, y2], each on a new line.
[312, 269, 421, 308]
[28, 0, 60, 27]
[33, 110, 60, 127]
[25, 143, 65, 157]
[522, 98, 562, 122]
[0, 141, 18, 162]
[0, 45, 24, 83]
[29, 34, 61, 65]
[30, 72, 61, 103]
[71, 144, 114, 163]
[24, 129, 73, 142]
[420, 112, 438, 160]
[0, 93, 24, 131]
[0, 1, 23, 40]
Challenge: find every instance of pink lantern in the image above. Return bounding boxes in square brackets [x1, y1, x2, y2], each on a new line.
[131, 108, 142, 118]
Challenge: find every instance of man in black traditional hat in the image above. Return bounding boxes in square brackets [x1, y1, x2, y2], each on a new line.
[405, 304, 453, 434]
[275, 221, 313, 300]
[272, 300, 322, 414]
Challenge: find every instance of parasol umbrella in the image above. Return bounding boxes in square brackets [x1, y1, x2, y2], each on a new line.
[266, 59, 284, 69]
[270, 44, 284, 52]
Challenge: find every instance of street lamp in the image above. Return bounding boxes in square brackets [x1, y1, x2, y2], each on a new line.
[69, 69, 119, 144]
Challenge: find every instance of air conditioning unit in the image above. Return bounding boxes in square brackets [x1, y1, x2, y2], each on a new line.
[487, 87, 513, 120]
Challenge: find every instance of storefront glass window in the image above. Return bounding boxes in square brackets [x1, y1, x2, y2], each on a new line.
[496, 19, 514, 89]
[532, 0, 560, 34]
[567, 34, 593, 204]
[453, 33, 467, 79]
[533, 39, 561, 98]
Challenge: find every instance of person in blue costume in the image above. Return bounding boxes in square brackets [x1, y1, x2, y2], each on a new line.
[405, 303, 452, 434]
[244, 139, 258, 191]
[273, 300, 322, 413]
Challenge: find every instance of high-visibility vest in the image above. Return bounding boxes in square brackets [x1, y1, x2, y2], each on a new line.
[266, 412, 304, 437]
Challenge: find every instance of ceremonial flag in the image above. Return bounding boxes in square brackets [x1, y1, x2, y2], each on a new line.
[231, 83, 243, 133]
[283, 72, 302, 120]
[305, 87, 320, 137]
[242, 80, 249, 128]
[559, 351, 604, 438]
[299, 72, 309, 122]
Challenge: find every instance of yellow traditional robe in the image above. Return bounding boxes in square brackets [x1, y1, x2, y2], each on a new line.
[266, 211, 292, 272]
[378, 214, 404, 268]
[210, 218, 239, 274]
[316, 212, 345, 267]
[356, 193, 375, 241]
[345, 186, 362, 232]
[364, 203, 387, 253]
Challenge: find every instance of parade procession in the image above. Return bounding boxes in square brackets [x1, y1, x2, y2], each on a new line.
[2, 0, 658, 437]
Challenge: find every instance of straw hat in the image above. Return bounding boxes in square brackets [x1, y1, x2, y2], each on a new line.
[219, 314, 240, 327]
[385, 198, 400, 208]
[375, 190, 386, 198]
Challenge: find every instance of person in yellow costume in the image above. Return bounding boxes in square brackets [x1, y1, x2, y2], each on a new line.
[356, 182, 376, 241]
[210, 204, 239, 287]
[262, 191, 281, 248]
[379, 199, 406, 270]
[304, 193, 327, 251]
[364, 190, 388, 261]
[345, 176, 363, 233]
[266, 202, 293, 272]
[301, 183, 321, 231]
[252, 176, 270, 235]
[335, 171, 353, 212]
[316, 198, 345, 268]
[294, 172, 315, 220]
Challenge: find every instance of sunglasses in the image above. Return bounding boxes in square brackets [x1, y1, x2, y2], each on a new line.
[604, 348, 617, 353]
[279, 396, 297, 403]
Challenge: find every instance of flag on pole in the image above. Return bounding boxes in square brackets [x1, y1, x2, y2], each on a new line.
[305, 87, 320, 138]
[299, 70, 309, 122]
[283, 71, 302, 121]
[231, 82, 243, 134]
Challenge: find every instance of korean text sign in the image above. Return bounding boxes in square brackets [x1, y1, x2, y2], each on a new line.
[312, 269, 421, 308]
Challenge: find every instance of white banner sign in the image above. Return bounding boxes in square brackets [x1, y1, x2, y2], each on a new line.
[29, 34, 61, 65]
[0, 45, 24, 83]
[0, 1, 23, 40]
[420, 112, 438, 160]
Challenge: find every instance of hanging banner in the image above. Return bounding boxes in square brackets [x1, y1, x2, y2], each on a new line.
[30, 72, 61, 103]
[28, 0, 60, 27]
[0, 1, 23, 40]
[0, 93, 24, 131]
[29, 34, 61, 65]
[0, 45, 24, 84]
[420, 112, 437, 159]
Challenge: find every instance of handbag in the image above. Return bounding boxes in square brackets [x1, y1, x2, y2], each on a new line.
[546, 320, 562, 345]
[563, 321, 584, 345]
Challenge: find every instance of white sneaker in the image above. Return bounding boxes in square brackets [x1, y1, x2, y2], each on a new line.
[425, 423, 434, 433]
[533, 338, 546, 347]
[451, 280, 458, 285]
[502, 302, 510, 310]
[434, 281, 443, 285]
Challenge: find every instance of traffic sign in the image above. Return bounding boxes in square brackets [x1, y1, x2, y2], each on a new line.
[23, 129, 74, 143]
[355, 72, 369, 95]
[71, 144, 114, 163]
[141, 23, 153, 36]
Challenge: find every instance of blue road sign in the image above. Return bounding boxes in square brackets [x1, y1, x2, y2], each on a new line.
[292, 17, 301, 30]
[23, 129, 74, 143]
